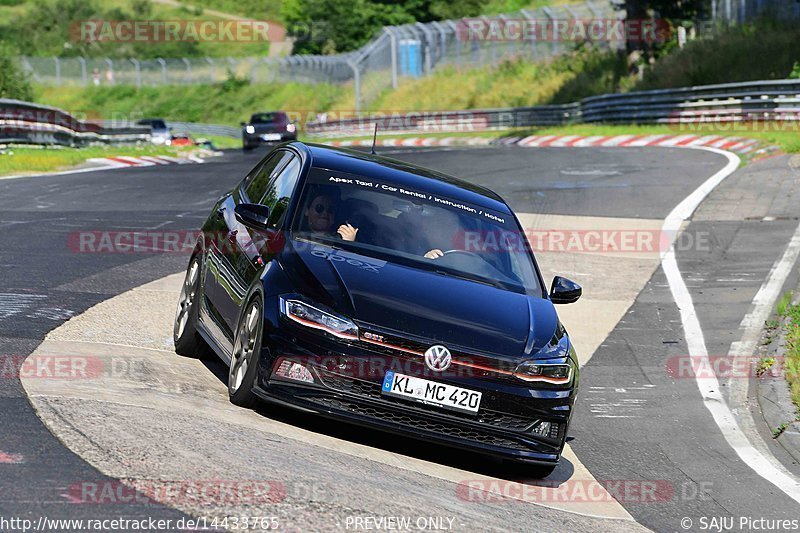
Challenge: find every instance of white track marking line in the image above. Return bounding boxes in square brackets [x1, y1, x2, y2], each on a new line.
[0, 164, 123, 181]
[661, 146, 800, 502]
[727, 220, 800, 471]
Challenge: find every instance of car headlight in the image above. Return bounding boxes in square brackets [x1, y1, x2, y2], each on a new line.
[279, 296, 358, 340]
[513, 328, 575, 384]
[245, 125, 255, 134]
[513, 361, 572, 384]
[286, 123, 296, 133]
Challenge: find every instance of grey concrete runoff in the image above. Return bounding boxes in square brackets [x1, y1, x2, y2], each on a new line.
[3, 145, 800, 531]
[24, 274, 643, 531]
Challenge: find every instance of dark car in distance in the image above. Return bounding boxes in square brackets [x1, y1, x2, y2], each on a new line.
[242, 111, 297, 151]
[174, 141, 582, 478]
[136, 118, 171, 145]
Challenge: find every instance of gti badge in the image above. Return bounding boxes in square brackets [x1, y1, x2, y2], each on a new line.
[424, 345, 452, 372]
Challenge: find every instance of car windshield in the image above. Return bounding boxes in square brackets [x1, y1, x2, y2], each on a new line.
[138, 119, 167, 130]
[251, 113, 281, 124]
[292, 167, 542, 295]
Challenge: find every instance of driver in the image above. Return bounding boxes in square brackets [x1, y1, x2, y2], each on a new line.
[302, 190, 446, 259]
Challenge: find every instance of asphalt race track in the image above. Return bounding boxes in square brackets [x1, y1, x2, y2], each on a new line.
[1, 145, 799, 531]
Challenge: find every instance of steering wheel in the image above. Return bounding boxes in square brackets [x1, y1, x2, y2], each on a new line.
[440, 249, 483, 260]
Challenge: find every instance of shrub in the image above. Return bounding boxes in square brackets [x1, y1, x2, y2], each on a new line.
[0, 44, 33, 101]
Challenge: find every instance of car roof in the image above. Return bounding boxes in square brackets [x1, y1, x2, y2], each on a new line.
[295, 142, 511, 214]
[251, 111, 286, 118]
[137, 118, 167, 127]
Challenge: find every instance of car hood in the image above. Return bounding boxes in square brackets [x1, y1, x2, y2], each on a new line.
[282, 240, 558, 359]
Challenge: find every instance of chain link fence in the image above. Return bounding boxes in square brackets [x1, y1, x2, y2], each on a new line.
[20, 55, 357, 87]
[711, 0, 800, 24]
[20, 1, 624, 108]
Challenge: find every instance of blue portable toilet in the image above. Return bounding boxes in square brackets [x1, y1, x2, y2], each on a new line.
[399, 39, 422, 78]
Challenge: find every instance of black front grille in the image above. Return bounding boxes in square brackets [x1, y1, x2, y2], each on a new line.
[317, 370, 536, 433]
[305, 396, 534, 452]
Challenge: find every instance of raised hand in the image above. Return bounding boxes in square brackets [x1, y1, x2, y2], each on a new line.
[337, 223, 359, 242]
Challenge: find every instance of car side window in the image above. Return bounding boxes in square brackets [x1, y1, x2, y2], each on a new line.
[259, 156, 302, 229]
[243, 151, 293, 203]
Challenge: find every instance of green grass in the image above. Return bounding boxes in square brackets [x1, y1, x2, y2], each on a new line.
[98, 0, 273, 57]
[199, 133, 240, 149]
[181, 0, 282, 20]
[0, 0, 273, 58]
[0, 143, 195, 176]
[364, 17, 799, 112]
[365, 49, 621, 112]
[637, 19, 800, 90]
[479, 0, 583, 16]
[778, 291, 795, 316]
[784, 299, 800, 413]
[34, 78, 348, 125]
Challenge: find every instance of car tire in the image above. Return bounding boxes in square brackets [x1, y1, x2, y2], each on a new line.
[242, 143, 253, 152]
[228, 297, 263, 408]
[174, 256, 211, 358]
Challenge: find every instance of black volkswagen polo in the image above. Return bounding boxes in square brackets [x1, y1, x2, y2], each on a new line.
[174, 141, 582, 477]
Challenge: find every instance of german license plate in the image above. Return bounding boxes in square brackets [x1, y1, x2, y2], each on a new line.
[381, 370, 481, 414]
[262, 133, 281, 141]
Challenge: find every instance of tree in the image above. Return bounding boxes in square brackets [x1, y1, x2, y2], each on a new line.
[0, 45, 34, 101]
[282, 0, 487, 55]
[622, 0, 709, 54]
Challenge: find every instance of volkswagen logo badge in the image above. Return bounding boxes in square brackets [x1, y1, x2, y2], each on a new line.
[424, 345, 452, 372]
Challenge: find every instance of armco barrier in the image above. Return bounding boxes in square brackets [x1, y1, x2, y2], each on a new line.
[0, 99, 150, 146]
[305, 79, 800, 136]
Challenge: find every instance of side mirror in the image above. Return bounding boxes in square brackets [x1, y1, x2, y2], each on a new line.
[234, 203, 270, 231]
[550, 276, 582, 304]
[240, 122, 246, 127]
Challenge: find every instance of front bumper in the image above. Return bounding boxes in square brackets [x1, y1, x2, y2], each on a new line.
[254, 329, 577, 464]
[243, 132, 296, 146]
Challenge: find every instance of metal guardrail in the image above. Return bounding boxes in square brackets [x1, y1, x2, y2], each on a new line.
[305, 79, 800, 135]
[0, 99, 151, 146]
[99, 120, 241, 139]
[5, 79, 799, 147]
